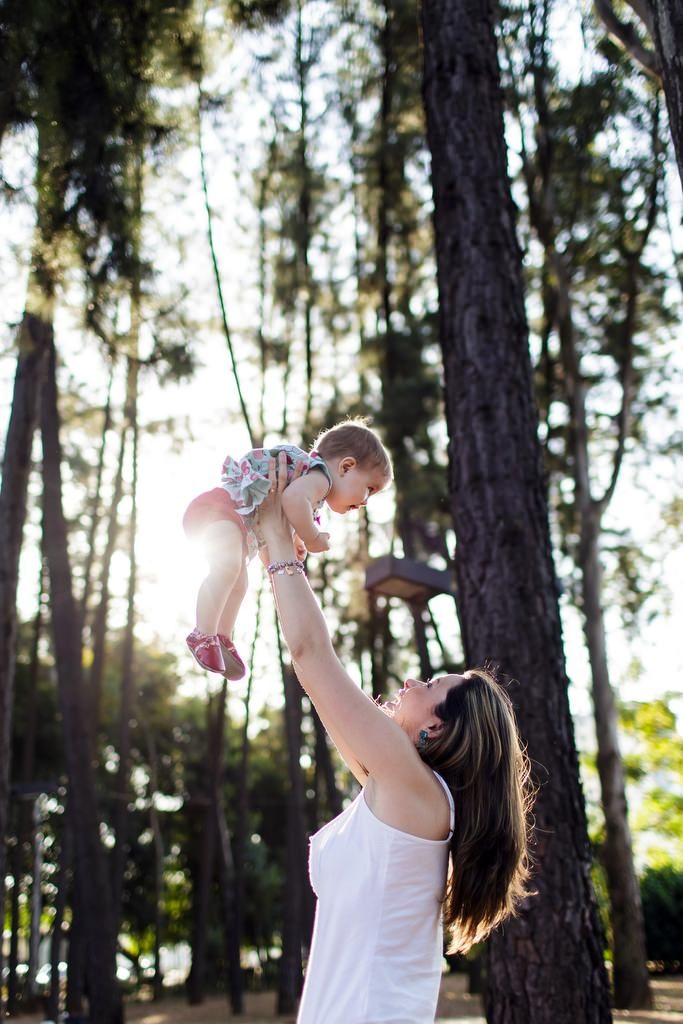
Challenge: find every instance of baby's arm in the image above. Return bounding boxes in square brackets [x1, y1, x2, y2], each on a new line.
[282, 471, 331, 552]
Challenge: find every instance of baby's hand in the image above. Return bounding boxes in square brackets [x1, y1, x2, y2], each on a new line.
[293, 534, 308, 562]
[306, 531, 331, 553]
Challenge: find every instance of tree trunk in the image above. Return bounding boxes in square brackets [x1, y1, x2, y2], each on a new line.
[8, 557, 46, 1014]
[312, 709, 343, 821]
[648, 0, 683, 191]
[293, 0, 315, 428]
[47, 818, 72, 1024]
[88, 415, 127, 736]
[215, 792, 243, 1014]
[80, 365, 114, 638]
[0, 313, 51, 999]
[234, 583, 264, 980]
[41, 336, 122, 1024]
[112, 356, 140, 932]
[187, 677, 233, 1006]
[420, 2, 612, 1021]
[546, 176, 653, 1010]
[277, 657, 311, 1015]
[141, 712, 165, 1000]
[66, 877, 87, 1018]
[580, 513, 652, 1007]
[186, 709, 219, 1006]
[7, 837, 22, 1014]
[28, 797, 43, 999]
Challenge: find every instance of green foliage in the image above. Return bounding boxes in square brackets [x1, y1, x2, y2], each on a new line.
[227, 0, 293, 30]
[620, 696, 683, 865]
[641, 865, 683, 968]
[500, 2, 681, 633]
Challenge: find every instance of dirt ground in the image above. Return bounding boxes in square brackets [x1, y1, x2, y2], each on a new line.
[18, 973, 683, 1023]
[125, 974, 683, 1024]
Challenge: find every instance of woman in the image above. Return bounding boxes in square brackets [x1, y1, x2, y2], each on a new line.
[257, 454, 533, 1024]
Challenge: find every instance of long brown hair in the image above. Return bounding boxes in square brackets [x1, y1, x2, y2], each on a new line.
[420, 668, 534, 953]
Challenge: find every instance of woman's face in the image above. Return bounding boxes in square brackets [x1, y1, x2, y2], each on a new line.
[382, 674, 466, 744]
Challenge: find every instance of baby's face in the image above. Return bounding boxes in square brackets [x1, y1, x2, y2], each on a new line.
[326, 460, 389, 515]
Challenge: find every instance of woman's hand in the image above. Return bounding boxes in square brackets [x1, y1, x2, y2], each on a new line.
[255, 453, 303, 560]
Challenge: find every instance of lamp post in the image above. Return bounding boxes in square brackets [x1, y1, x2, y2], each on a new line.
[364, 555, 454, 679]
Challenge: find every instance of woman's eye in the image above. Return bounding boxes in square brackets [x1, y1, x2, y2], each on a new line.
[426, 681, 433, 689]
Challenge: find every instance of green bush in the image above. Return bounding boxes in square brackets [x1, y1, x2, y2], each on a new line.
[641, 865, 683, 970]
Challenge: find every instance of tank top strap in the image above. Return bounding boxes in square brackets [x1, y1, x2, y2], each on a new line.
[432, 771, 455, 839]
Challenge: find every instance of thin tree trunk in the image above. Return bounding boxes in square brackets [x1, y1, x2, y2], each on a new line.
[140, 713, 165, 1001]
[66, 877, 87, 1018]
[28, 797, 43, 999]
[649, 0, 683, 191]
[112, 356, 140, 931]
[215, 792, 243, 1014]
[293, 0, 315, 427]
[41, 336, 122, 1024]
[80, 364, 115, 638]
[88, 416, 127, 736]
[276, 641, 310, 1015]
[0, 312, 51, 1001]
[46, 819, 72, 1024]
[420, 1, 612, 1021]
[521, 54, 656, 1001]
[234, 582, 264, 977]
[580, 515, 652, 1007]
[187, 680, 228, 1006]
[312, 709, 343, 820]
[7, 837, 22, 1014]
[197, 82, 254, 441]
[8, 556, 46, 1013]
[597, 0, 683, 192]
[551, 249, 652, 1007]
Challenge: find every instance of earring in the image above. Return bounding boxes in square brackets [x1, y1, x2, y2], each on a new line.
[417, 729, 429, 749]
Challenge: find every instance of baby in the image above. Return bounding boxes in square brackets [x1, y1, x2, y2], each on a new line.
[183, 419, 392, 677]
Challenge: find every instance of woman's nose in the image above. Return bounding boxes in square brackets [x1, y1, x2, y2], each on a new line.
[404, 678, 420, 689]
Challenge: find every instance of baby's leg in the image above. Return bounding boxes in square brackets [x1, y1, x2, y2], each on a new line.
[216, 559, 248, 641]
[196, 520, 245, 635]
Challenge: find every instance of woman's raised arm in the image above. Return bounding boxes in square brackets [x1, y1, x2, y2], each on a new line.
[257, 454, 420, 790]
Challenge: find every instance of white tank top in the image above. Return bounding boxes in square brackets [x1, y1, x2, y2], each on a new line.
[297, 772, 455, 1024]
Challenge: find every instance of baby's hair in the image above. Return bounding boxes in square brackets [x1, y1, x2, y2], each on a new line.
[313, 418, 393, 480]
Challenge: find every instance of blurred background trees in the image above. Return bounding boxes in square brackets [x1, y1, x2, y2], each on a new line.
[0, 0, 681, 1020]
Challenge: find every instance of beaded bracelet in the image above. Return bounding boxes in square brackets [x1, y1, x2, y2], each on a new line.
[266, 559, 306, 576]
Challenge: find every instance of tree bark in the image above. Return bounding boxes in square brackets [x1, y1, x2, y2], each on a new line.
[112, 356, 140, 932]
[80, 365, 114, 639]
[580, 514, 652, 1007]
[215, 791, 243, 1014]
[420, 2, 612, 1021]
[648, 0, 683, 191]
[88, 415, 127, 736]
[186, 697, 220, 1006]
[47, 817, 72, 1024]
[277, 656, 311, 1015]
[41, 336, 122, 1024]
[140, 711, 165, 1000]
[0, 313, 51, 999]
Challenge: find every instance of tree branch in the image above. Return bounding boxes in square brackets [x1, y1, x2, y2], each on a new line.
[596, 99, 661, 514]
[593, 0, 661, 79]
[197, 84, 255, 442]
